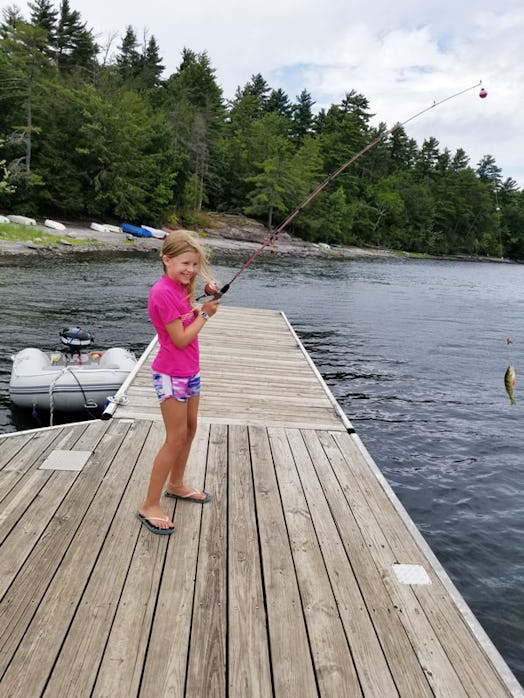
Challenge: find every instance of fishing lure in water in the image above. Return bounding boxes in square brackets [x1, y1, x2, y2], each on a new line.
[504, 365, 516, 405]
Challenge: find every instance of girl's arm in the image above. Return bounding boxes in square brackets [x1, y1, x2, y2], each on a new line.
[165, 298, 219, 349]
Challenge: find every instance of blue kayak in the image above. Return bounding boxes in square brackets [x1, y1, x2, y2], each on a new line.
[121, 223, 153, 238]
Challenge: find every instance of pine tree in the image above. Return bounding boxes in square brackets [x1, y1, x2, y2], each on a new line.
[291, 89, 315, 143]
[161, 48, 224, 213]
[28, 0, 58, 57]
[0, 19, 50, 179]
[56, 0, 98, 75]
[116, 26, 141, 83]
[266, 88, 292, 118]
[142, 35, 164, 87]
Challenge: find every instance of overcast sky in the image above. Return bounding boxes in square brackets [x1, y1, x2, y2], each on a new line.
[13, 0, 524, 187]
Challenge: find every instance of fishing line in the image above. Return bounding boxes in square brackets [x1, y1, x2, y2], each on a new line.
[199, 80, 483, 301]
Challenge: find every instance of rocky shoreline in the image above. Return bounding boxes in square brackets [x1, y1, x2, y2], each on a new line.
[2, 213, 510, 264]
[0, 213, 397, 261]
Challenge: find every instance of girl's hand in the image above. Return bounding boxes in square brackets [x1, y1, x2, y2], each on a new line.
[201, 298, 220, 318]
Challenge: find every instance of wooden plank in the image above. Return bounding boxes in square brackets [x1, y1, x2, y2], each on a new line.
[301, 429, 435, 696]
[0, 420, 153, 697]
[203, 375, 321, 389]
[127, 381, 322, 398]
[41, 420, 163, 696]
[0, 419, 123, 678]
[124, 396, 337, 420]
[0, 432, 33, 470]
[113, 308, 346, 433]
[185, 423, 228, 697]
[310, 429, 471, 696]
[0, 423, 95, 537]
[138, 423, 211, 697]
[283, 427, 401, 697]
[331, 431, 516, 698]
[0, 470, 77, 598]
[202, 335, 299, 349]
[202, 394, 333, 408]
[248, 424, 318, 698]
[0, 427, 77, 500]
[204, 356, 309, 370]
[228, 424, 272, 696]
[111, 405, 345, 432]
[268, 426, 362, 697]
[0, 422, 109, 598]
[87, 421, 168, 697]
[119, 393, 332, 411]
[201, 414, 345, 430]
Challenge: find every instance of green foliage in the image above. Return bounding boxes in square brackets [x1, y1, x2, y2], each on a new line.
[0, 149, 14, 196]
[0, 6, 523, 258]
[116, 26, 164, 90]
[0, 221, 93, 245]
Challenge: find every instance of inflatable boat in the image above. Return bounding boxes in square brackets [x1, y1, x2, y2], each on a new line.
[9, 327, 137, 413]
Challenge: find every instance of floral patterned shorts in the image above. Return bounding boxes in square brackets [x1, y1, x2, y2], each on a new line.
[152, 372, 201, 403]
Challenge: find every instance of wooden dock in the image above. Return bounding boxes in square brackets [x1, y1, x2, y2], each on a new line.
[0, 306, 522, 697]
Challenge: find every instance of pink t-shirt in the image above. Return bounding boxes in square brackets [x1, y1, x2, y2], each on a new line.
[148, 275, 199, 376]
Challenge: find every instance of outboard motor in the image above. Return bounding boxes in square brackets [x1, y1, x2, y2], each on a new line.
[60, 326, 94, 355]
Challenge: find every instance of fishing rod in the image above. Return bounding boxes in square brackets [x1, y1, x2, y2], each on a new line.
[199, 80, 483, 301]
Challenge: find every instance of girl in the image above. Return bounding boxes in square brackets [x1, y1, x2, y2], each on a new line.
[136, 230, 220, 534]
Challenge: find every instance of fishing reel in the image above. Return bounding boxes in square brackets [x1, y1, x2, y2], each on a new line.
[197, 283, 230, 302]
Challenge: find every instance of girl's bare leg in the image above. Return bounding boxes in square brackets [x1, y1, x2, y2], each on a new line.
[138, 397, 190, 528]
[165, 396, 208, 501]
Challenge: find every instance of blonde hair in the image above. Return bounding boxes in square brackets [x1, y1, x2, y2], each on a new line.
[160, 229, 213, 302]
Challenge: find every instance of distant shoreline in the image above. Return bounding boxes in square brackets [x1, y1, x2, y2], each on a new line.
[0, 216, 397, 261]
[0, 214, 514, 264]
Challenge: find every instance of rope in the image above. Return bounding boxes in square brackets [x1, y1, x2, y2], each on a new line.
[48, 367, 69, 426]
[48, 365, 99, 426]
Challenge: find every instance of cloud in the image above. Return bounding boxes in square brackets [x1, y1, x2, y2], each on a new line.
[16, 0, 524, 185]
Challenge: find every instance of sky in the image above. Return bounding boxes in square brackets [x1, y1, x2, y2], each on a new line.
[12, 0, 524, 187]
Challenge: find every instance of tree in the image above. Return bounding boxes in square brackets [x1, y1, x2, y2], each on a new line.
[230, 73, 271, 121]
[388, 126, 417, 171]
[116, 27, 164, 89]
[451, 148, 470, 172]
[266, 87, 292, 118]
[142, 35, 164, 87]
[161, 48, 224, 213]
[1, 4, 24, 31]
[476, 154, 502, 186]
[291, 89, 315, 143]
[28, 0, 58, 59]
[243, 73, 270, 104]
[244, 123, 294, 228]
[116, 25, 141, 83]
[0, 19, 50, 182]
[0, 139, 15, 195]
[397, 175, 436, 252]
[366, 175, 406, 246]
[415, 137, 441, 177]
[315, 91, 374, 201]
[56, 0, 98, 75]
[34, 82, 175, 219]
[317, 186, 350, 243]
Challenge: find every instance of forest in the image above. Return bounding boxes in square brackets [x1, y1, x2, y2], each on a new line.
[2, 0, 524, 258]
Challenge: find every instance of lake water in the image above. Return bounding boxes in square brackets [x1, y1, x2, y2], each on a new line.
[0, 250, 523, 685]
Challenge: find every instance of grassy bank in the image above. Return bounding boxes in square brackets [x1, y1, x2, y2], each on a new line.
[0, 223, 96, 247]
